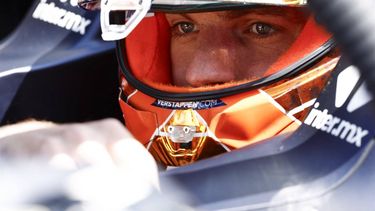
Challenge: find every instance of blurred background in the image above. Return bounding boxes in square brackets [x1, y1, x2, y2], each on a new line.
[0, 2, 32, 41]
[0, 0, 122, 126]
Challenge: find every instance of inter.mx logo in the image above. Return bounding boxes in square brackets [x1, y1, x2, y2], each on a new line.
[304, 66, 372, 148]
[32, 0, 91, 35]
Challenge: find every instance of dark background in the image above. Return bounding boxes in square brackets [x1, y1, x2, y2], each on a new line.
[0, 2, 33, 41]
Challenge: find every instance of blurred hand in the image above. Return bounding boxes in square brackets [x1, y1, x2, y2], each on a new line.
[0, 118, 156, 168]
[0, 118, 160, 210]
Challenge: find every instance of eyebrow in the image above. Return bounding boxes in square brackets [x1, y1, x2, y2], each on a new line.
[218, 8, 292, 20]
[176, 9, 283, 21]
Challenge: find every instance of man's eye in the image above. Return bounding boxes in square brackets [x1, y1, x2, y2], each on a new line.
[251, 23, 275, 35]
[176, 22, 196, 34]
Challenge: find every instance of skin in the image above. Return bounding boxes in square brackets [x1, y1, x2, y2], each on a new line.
[165, 7, 309, 87]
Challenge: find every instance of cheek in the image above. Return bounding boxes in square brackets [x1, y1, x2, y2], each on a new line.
[234, 46, 279, 79]
[170, 42, 195, 86]
[237, 35, 298, 79]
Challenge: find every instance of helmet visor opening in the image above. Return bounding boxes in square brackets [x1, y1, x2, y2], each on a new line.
[122, 5, 334, 96]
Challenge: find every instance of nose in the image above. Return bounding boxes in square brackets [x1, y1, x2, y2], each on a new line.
[185, 32, 238, 87]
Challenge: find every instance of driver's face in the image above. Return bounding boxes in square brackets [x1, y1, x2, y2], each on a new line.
[165, 8, 308, 87]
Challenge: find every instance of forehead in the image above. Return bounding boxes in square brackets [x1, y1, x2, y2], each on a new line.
[222, 7, 304, 17]
[167, 7, 309, 22]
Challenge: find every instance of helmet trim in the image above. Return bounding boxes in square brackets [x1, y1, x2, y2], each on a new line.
[150, 2, 306, 13]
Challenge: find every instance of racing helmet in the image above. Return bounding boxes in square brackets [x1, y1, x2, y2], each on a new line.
[79, 0, 339, 167]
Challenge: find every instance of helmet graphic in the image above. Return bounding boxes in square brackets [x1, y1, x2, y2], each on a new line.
[148, 109, 230, 166]
[83, 0, 340, 167]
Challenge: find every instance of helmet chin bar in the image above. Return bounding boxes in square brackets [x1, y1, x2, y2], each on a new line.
[145, 109, 231, 166]
[100, 0, 152, 41]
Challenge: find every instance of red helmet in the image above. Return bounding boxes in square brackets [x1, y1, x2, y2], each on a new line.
[81, 0, 339, 167]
